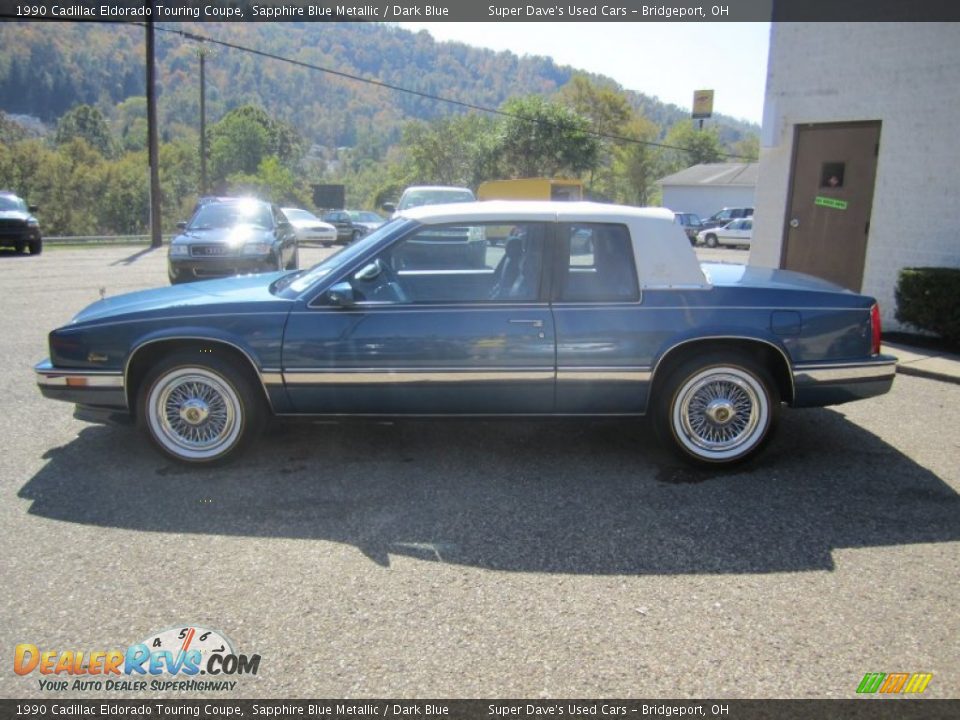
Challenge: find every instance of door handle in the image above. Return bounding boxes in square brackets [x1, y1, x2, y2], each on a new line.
[509, 319, 544, 328]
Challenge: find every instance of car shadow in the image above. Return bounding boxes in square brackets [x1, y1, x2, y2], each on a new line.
[110, 246, 163, 266]
[19, 409, 960, 575]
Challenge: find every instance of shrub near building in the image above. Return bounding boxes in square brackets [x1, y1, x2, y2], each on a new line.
[895, 267, 960, 347]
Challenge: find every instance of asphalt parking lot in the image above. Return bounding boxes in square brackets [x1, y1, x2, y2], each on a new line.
[1, 244, 958, 699]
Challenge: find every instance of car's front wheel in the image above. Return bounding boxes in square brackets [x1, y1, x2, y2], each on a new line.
[705, 234, 718, 248]
[655, 352, 779, 466]
[138, 351, 265, 465]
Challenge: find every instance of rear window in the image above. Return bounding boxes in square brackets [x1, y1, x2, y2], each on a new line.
[557, 223, 639, 303]
[398, 189, 475, 211]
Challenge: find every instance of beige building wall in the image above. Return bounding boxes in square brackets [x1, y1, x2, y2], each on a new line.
[751, 22, 960, 326]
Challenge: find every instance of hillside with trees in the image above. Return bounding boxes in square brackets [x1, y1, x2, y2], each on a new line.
[0, 21, 759, 236]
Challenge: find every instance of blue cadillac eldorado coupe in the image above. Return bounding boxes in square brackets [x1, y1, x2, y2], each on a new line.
[35, 202, 896, 467]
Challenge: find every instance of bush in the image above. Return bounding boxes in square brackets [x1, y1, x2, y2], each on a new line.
[895, 267, 960, 345]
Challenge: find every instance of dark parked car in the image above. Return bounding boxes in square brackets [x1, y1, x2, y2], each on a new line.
[0, 190, 41, 255]
[322, 210, 370, 244]
[701, 207, 754, 231]
[36, 201, 895, 468]
[167, 198, 298, 284]
[348, 210, 386, 235]
[673, 212, 703, 245]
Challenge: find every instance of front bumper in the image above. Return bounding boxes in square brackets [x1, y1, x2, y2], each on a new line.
[791, 355, 897, 407]
[35, 359, 127, 411]
[168, 254, 277, 281]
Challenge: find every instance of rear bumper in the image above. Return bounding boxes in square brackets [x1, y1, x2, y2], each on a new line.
[35, 359, 127, 412]
[791, 355, 897, 407]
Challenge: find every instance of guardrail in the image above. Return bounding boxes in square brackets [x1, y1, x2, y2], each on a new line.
[45, 235, 169, 246]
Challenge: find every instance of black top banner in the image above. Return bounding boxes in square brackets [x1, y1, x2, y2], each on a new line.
[1, 700, 960, 720]
[0, 0, 958, 22]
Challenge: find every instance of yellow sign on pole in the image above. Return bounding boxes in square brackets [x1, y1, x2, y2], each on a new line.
[692, 89, 714, 119]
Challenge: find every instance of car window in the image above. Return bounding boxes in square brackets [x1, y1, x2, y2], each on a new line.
[346, 222, 546, 304]
[557, 223, 639, 303]
[743, 220, 753, 230]
[0, 195, 27, 212]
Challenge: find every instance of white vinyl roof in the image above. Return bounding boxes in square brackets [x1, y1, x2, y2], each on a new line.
[399, 201, 709, 289]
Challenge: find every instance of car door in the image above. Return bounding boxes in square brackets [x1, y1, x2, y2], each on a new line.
[281, 221, 556, 414]
[552, 222, 647, 414]
[717, 220, 742, 245]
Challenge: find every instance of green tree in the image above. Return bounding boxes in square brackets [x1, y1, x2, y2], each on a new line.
[663, 121, 725, 171]
[55, 104, 115, 158]
[226, 155, 311, 207]
[612, 116, 664, 206]
[731, 134, 760, 161]
[558, 75, 633, 195]
[495, 96, 598, 179]
[398, 113, 499, 188]
[208, 105, 305, 189]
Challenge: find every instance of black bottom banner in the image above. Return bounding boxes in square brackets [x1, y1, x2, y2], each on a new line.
[1, 700, 958, 720]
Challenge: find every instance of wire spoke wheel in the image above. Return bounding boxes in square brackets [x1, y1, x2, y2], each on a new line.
[667, 362, 773, 464]
[147, 367, 243, 461]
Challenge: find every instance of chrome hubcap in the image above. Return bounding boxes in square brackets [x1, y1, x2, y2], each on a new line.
[179, 398, 210, 426]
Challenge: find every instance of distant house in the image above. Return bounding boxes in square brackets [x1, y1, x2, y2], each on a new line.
[751, 22, 960, 327]
[659, 163, 758, 221]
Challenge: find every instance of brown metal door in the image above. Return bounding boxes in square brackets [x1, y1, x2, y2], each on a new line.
[782, 121, 881, 291]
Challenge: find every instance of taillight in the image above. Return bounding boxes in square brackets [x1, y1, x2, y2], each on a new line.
[870, 303, 882, 355]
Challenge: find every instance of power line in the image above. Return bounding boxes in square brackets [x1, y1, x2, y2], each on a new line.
[137, 22, 754, 161]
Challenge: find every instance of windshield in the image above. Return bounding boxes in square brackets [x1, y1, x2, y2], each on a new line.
[0, 195, 27, 212]
[275, 218, 411, 297]
[397, 189, 475, 211]
[189, 200, 273, 230]
[282, 208, 318, 223]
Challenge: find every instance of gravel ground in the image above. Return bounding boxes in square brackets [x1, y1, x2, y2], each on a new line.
[1, 245, 957, 700]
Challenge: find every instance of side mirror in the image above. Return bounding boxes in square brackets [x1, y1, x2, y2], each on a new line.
[381, 202, 396, 213]
[326, 281, 355, 307]
[176, 221, 187, 231]
[28, 205, 39, 213]
[354, 259, 384, 282]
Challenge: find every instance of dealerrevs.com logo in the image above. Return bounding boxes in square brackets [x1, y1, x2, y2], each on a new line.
[14, 625, 260, 692]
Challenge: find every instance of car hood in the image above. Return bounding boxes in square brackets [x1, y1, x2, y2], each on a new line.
[171, 225, 273, 245]
[290, 219, 334, 230]
[70, 272, 292, 325]
[701, 262, 851, 293]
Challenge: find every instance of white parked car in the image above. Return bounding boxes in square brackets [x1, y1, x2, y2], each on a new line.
[697, 218, 753, 249]
[281, 208, 338, 247]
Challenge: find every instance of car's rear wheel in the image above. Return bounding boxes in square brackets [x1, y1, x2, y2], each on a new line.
[138, 351, 265, 465]
[705, 234, 718, 248]
[655, 352, 779, 466]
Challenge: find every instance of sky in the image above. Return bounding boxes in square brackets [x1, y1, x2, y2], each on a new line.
[398, 23, 770, 125]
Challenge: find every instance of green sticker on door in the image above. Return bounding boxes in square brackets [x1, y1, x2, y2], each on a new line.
[815, 196, 848, 210]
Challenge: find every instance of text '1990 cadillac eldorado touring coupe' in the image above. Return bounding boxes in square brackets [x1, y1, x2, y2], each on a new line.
[35, 202, 896, 467]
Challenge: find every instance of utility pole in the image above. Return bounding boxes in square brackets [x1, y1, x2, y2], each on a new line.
[146, 15, 162, 249]
[198, 46, 210, 195]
